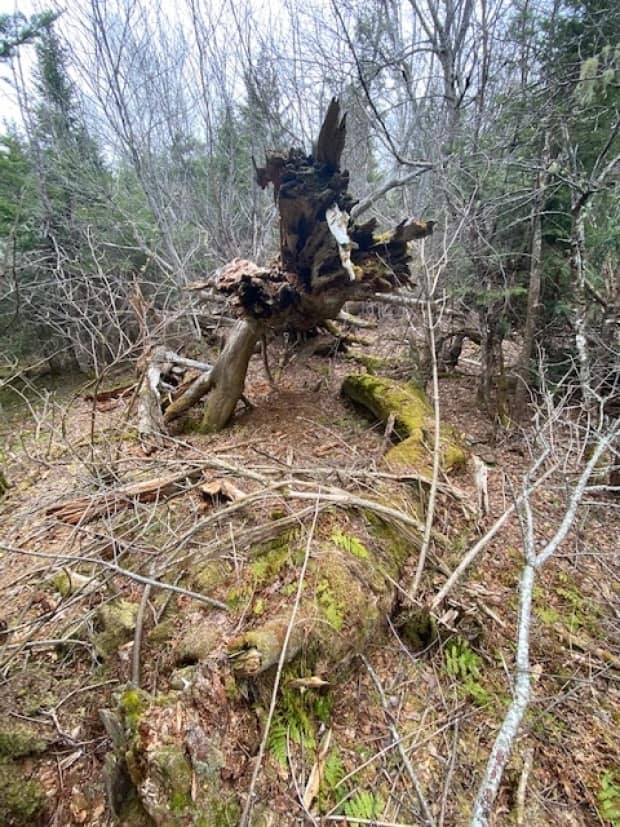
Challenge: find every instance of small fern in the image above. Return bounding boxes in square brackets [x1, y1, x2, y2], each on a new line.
[268, 717, 288, 767]
[323, 749, 344, 789]
[314, 692, 333, 723]
[599, 770, 620, 826]
[318, 748, 345, 810]
[343, 790, 385, 820]
[331, 530, 369, 559]
[445, 639, 491, 706]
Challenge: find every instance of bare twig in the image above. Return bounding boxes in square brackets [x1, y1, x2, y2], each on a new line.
[131, 582, 152, 687]
[410, 243, 442, 599]
[0, 543, 228, 610]
[439, 718, 460, 827]
[361, 654, 437, 827]
[515, 747, 534, 827]
[470, 425, 617, 826]
[430, 464, 555, 611]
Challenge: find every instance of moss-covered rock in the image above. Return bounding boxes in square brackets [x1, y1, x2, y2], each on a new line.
[0, 761, 46, 825]
[93, 599, 138, 657]
[341, 373, 468, 472]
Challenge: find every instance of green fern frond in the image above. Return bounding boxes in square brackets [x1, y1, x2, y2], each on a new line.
[343, 790, 385, 819]
[268, 717, 288, 768]
[323, 749, 344, 789]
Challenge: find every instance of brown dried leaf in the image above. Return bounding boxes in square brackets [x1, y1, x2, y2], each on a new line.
[303, 728, 332, 811]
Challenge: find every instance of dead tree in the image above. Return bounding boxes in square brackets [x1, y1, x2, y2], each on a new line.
[156, 99, 435, 433]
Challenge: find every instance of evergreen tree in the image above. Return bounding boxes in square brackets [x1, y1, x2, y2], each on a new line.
[0, 11, 57, 60]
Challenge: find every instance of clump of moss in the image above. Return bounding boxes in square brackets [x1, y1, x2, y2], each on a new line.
[192, 560, 232, 594]
[331, 529, 370, 559]
[119, 687, 149, 732]
[175, 618, 220, 665]
[147, 618, 177, 645]
[341, 374, 467, 472]
[0, 761, 46, 825]
[0, 721, 47, 759]
[194, 796, 241, 827]
[93, 599, 138, 657]
[364, 511, 419, 579]
[346, 352, 397, 375]
[150, 745, 192, 814]
[249, 531, 300, 584]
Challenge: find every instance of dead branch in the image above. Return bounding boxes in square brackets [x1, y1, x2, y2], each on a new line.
[470, 424, 617, 826]
[45, 466, 205, 524]
[0, 542, 228, 610]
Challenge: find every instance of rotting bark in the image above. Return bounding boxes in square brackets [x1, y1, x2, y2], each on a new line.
[146, 98, 435, 434]
[46, 467, 205, 524]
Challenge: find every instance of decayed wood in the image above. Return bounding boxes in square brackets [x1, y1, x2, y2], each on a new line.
[137, 347, 171, 451]
[46, 467, 204, 524]
[83, 382, 135, 403]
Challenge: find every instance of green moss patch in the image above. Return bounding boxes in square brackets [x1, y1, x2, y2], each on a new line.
[0, 721, 48, 759]
[342, 374, 467, 472]
[0, 761, 46, 825]
[175, 617, 221, 665]
[93, 599, 138, 657]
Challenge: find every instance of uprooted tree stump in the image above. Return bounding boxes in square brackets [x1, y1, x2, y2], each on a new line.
[146, 99, 435, 435]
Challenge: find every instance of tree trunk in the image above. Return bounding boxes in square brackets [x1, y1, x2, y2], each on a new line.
[514, 133, 551, 414]
[201, 320, 261, 432]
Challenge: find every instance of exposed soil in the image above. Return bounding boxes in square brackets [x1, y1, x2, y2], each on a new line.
[0, 316, 618, 826]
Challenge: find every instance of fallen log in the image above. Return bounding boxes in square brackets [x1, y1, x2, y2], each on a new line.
[342, 373, 468, 472]
[46, 467, 205, 524]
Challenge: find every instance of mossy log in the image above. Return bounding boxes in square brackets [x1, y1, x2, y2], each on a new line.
[342, 373, 468, 472]
[226, 515, 417, 677]
[151, 99, 435, 433]
[100, 513, 429, 822]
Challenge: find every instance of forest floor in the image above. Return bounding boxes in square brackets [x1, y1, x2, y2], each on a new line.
[0, 312, 618, 827]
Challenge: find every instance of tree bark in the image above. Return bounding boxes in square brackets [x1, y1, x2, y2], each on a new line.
[201, 320, 261, 432]
[514, 133, 551, 414]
